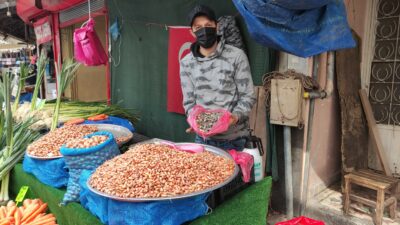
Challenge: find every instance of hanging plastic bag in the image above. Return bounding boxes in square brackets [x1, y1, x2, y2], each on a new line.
[228, 150, 253, 183]
[73, 18, 108, 66]
[187, 105, 231, 138]
[275, 216, 325, 225]
[109, 17, 120, 41]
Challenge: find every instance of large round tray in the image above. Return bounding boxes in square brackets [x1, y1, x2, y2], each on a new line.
[87, 143, 239, 202]
[26, 124, 133, 160]
[88, 124, 133, 146]
[26, 153, 63, 160]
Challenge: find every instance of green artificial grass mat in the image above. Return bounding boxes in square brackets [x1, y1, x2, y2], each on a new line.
[190, 176, 272, 225]
[10, 164, 103, 225]
[10, 163, 272, 225]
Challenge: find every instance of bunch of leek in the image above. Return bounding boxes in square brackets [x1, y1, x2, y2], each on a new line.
[44, 101, 140, 125]
[12, 63, 29, 112]
[0, 72, 40, 202]
[31, 50, 48, 111]
[51, 58, 80, 130]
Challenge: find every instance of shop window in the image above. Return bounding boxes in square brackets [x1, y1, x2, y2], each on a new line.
[370, 0, 400, 125]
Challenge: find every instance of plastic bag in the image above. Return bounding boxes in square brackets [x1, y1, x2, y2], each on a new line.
[228, 150, 253, 183]
[73, 18, 108, 66]
[187, 105, 231, 139]
[60, 131, 120, 205]
[22, 155, 69, 188]
[276, 216, 325, 225]
[79, 170, 209, 225]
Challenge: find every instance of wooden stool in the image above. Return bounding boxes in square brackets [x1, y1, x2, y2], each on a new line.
[344, 169, 399, 225]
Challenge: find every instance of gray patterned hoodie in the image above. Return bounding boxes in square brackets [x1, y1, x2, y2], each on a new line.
[180, 39, 256, 140]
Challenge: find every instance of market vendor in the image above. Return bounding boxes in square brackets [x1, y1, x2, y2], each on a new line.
[180, 5, 256, 151]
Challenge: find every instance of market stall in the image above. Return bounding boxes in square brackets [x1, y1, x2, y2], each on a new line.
[3, 0, 274, 224]
[0, 56, 272, 225]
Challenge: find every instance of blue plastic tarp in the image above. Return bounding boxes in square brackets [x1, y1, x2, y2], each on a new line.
[82, 116, 135, 132]
[23, 155, 69, 188]
[233, 0, 356, 57]
[79, 170, 209, 225]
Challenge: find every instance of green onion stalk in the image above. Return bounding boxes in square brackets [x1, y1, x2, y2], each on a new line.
[13, 63, 29, 112]
[0, 72, 41, 202]
[43, 101, 140, 125]
[51, 58, 80, 131]
[1, 72, 13, 202]
[31, 50, 48, 111]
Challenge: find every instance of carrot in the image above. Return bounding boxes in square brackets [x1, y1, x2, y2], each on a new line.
[6, 201, 15, 208]
[23, 204, 47, 223]
[23, 200, 31, 208]
[87, 114, 108, 121]
[31, 200, 40, 206]
[25, 215, 56, 225]
[32, 213, 46, 220]
[0, 220, 9, 225]
[6, 206, 16, 218]
[14, 208, 22, 225]
[40, 222, 56, 225]
[37, 199, 43, 206]
[0, 217, 11, 225]
[20, 204, 39, 223]
[64, 118, 85, 125]
[0, 206, 6, 219]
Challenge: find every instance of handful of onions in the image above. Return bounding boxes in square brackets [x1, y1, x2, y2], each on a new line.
[65, 135, 108, 149]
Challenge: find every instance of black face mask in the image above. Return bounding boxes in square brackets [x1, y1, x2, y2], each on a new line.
[194, 27, 217, 49]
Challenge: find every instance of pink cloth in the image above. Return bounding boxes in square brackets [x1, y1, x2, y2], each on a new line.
[275, 216, 325, 225]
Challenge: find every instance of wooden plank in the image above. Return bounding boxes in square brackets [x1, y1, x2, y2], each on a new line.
[346, 174, 390, 190]
[349, 194, 376, 207]
[254, 87, 267, 171]
[357, 169, 398, 184]
[344, 177, 351, 214]
[359, 89, 391, 176]
[352, 171, 393, 185]
[249, 87, 260, 131]
[376, 189, 385, 225]
[336, 34, 369, 174]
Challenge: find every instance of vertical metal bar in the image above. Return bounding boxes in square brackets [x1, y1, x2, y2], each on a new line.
[300, 55, 319, 215]
[284, 126, 293, 219]
[105, 13, 111, 105]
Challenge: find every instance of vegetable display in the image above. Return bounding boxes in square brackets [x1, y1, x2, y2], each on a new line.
[14, 102, 139, 131]
[0, 73, 40, 202]
[27, 125, 98, 157]
[89, 143, 235, 198]
[12, 63, 29, 113]
[31, 51, 48, 111]
[51, 58, 81, 131]
[0, 199, 57, 225]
